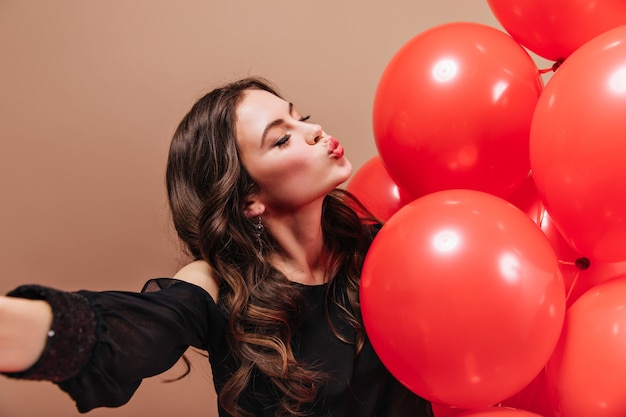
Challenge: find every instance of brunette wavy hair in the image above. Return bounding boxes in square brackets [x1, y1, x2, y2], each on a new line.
[165, 77, 380, 417]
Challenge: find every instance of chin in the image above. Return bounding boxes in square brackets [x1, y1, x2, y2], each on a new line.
[326, 158, 352, 189]
[340, 158, 353, 179]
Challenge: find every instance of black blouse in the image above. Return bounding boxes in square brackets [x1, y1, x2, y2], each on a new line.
[3, 278, 431, 416]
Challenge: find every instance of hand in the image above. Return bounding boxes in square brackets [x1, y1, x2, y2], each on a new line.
[0, 296, 52, 373]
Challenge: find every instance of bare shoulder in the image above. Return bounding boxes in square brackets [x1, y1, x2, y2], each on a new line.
[173, 260, 219, 302]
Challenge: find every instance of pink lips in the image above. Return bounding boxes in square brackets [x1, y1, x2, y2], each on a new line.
[327, 136, 344, 159]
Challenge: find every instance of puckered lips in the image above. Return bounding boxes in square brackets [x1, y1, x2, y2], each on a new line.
[327, 136, 344, 159]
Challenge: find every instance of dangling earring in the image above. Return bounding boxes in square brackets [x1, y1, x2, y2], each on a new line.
[254, 215, 264, 255]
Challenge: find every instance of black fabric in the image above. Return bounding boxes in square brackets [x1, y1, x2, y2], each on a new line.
[4, 286, 97, 382]
[60, 279, 216, 411]
[3, 278, 431, 416]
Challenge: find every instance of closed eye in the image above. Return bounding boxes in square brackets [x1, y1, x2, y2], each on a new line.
[274, 134, 291, 147]
[273, 115, 310, 147]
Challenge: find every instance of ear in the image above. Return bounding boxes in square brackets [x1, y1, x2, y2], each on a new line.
[243, 196, 265, 219]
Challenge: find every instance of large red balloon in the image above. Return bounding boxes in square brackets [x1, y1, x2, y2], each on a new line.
[373, 22, 542, 199]
[547, 276, 626, 417]
[431, 403, 468, 417]
[564, 260, 626, 308]
[457, 408, 544, 417]
[530, 26, 626, 262]
[487, 0, 626, 61]
[505, 172, 539, 217]
[506, 174, 582, 265]
[361, 189, 565, 409]
[346, 155, 416, 221]
[500, 368, 556, 416]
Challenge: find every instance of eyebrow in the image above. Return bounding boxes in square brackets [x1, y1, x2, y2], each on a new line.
[261, 102, 294, 147]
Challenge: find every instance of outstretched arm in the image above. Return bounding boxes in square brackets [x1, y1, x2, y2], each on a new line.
[0, 296, 52, 373]
[0, 279, 217, 412]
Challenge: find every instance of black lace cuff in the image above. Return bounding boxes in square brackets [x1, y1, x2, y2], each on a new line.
[3, 285, 97, 383]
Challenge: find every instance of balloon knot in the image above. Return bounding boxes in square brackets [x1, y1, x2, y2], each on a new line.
[575, 257, 591, 270]
[552, 59, 565, 72]
[538, 59, 565, 75]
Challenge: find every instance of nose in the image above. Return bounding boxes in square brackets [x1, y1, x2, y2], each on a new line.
[305, 123, 324, 145]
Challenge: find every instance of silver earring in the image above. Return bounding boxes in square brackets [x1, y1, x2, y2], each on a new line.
[254, 215, 264, 255]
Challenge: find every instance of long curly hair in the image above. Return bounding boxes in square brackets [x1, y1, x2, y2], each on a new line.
[165, 77, 380, 417]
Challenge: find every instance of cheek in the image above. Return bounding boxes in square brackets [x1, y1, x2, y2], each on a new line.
[266, 152, 313, 177]
[271, 160, 311, 186]
[264, 161, 319, 198]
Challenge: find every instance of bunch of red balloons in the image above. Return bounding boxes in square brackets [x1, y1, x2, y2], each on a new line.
[352, 2, 626, 417]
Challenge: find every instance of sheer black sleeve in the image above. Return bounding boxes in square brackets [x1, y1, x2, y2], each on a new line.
[3, 278, 218, 413]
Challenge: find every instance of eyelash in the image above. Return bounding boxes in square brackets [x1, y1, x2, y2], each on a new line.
[274, 115, 312, 147]
[275, 135, 291, 147]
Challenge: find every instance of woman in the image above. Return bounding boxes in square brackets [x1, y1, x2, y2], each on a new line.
[0, 77, 431, 416]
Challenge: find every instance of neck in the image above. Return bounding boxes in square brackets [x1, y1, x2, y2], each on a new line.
[264, 200, 328, 285]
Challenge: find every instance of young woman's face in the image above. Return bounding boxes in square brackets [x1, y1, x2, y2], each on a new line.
[235, 89, 352, 214]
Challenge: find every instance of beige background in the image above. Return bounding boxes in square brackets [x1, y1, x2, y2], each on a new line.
[0, 1, 547, 416]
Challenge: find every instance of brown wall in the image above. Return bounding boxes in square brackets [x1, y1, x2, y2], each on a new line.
[0, 1, 517, 416]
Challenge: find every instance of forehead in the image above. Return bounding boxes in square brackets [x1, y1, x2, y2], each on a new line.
[235, 89, 289, 143]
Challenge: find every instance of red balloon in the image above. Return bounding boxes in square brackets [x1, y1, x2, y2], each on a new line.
[564, 260, 626, 308]
[457, 408, 544, 417]
[500, 368, 556, 416]
[506, 174, 581, 264]
[547, 276, 626, 417]
[373, 22, 542, 199]
[361, 189, 565, 409]
[346, 155, 416, 221]
[431, 403, 469, 417]
[504, 172, 538, 216]
[530, 26, 626, 262]
[523, 208, 626, 308]
[433, 404, 546, 417]
[487, 0, 626, 61]
[536, 210, 581, 268]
